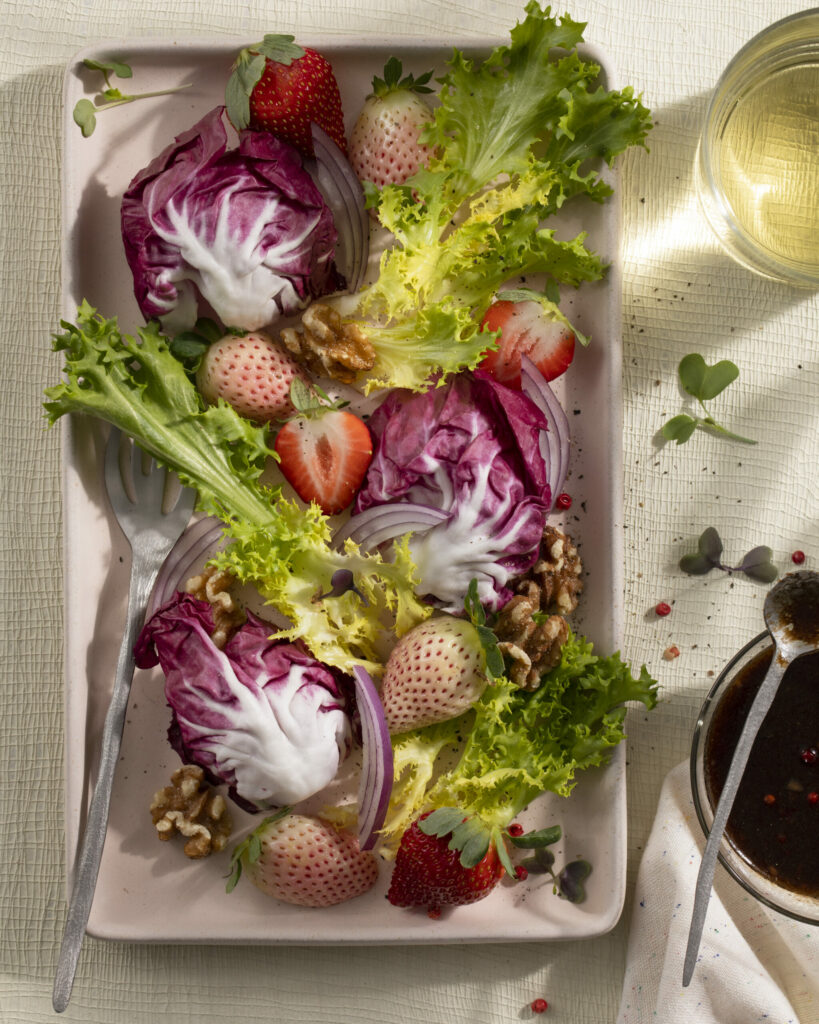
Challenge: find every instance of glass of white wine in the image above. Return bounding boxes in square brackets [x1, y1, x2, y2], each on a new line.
[697, 9, 819, 286]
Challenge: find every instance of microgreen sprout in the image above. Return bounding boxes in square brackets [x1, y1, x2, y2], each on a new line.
[73, 57, 191, 137]
[506, 824, 592, 903]
[662, 353, 756, 445]
[679, 527, 778, 583]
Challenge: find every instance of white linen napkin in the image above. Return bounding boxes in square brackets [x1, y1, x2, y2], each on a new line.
[616, 761, 819, 1024]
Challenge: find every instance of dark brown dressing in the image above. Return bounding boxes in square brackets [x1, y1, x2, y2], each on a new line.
[705, 646, 819, 897]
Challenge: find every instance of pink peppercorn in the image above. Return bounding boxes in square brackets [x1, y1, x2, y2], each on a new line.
[531, 998, 549, 1014]
[507, 823, 525, 837]
[515, 865, 529, 881]
[655, 602, 671, 617]
[555, 493, 572, 510]
[792, 550, 806, 565]
[808, 792, 819, 806]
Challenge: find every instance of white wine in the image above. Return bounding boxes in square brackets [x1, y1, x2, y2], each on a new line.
[697, 10, 819, 285]
[716, 63, 819, 271]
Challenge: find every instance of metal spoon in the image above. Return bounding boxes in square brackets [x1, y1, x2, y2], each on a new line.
[683, 569, 819, 987]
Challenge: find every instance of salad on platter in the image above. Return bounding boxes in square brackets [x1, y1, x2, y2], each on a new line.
[47, 2, 657, 930]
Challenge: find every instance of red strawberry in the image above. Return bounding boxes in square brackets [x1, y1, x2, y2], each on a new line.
[226, 35, 346, 156]
[196, 331, 306, 423]
[379, 615, 489, 734]
[349, 58, 435, 189]
[387, 810, 506, 910]
[227, 810, 378, 907]
[480, 299, 576, 389]
[274, 381, 373, 515]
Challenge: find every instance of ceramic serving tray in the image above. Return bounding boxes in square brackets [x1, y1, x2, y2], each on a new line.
[59, 34, 626, 943]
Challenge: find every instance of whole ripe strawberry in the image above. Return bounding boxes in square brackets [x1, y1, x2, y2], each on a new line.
[480, 299, 577, 389]
[226, 34, 346, 156]
[196, 331, 306, 423]
[380, 614, 490, 734]
[227, 809, 378, 907]
[387, 809, 507, 911]
[274, 379, 373, 515]
[348, 58, 435, 189]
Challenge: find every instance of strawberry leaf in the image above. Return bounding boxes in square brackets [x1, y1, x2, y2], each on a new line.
[225, 807, 291, 894]
[254, 34, 304, 65]
[418, 806, 464, 837]
[492, 827, 516, 877]
[464, 580, 505, 679]
[449, 817, 491, 867]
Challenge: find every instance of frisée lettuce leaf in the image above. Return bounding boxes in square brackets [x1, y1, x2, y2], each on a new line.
[379, 630, 658, 849]
[350, 1, 651, 392]
[44, 302, 429, 672]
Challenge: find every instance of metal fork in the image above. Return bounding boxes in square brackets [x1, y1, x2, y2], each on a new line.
[53, 429, 196, 1014]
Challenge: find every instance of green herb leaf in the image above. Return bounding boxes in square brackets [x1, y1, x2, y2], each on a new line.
[679, 353, 739, 402]
[72, 98, 97, 137]
[661, 413, 698, 445]
[83, 57, 132, 79]
[507, 824, 562, 849]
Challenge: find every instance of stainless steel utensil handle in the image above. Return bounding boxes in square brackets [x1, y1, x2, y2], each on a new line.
[53, 565, 154, 1014]
[682, 653, 786, 987]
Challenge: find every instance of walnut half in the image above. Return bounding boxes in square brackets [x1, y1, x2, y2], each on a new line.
[495, 594, 568, 689]
[280, 303, 376, 384]
[150, 765, 233, 859]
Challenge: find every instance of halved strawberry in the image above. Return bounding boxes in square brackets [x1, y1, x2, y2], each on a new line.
[480, 299, 576, 389]
[274, 381, 373, 515]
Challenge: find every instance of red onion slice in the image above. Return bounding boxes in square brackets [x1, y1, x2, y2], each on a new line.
[146, 516, 226, 619]
[311, 124, 369, 293]
[335, 502, 450, 549]
[520, 355, 571, 508]
[351, 664, 393, 850]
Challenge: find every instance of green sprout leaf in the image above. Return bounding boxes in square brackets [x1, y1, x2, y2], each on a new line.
[506, 824, 562, 849]
[72, 98, 97, 137]
[74, 56, 190, 137]
[662, 353, 755, 445]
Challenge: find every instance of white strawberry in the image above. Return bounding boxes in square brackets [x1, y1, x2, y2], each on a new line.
[380, 615, 490, 735]
[196, 331, 307, 423]
[348, 58, 436, 190]
[227, 810, 378, 907]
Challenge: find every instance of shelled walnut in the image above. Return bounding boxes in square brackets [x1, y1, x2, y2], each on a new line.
[150, 765, 232, 859]
[280, 302, 376, 384]
[184, 565, 244, 648]
[494, 526, 583, 689]
[512, 525, 583, 616]
[495, 593, 568, 689]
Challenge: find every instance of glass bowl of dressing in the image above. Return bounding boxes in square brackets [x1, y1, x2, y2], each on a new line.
[690, 631, 819, 924]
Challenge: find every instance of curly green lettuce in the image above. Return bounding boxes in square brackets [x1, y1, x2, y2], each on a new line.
[348, 1, 652, 391]
[44, 302, 429, 672]
[379, 630, 658, 850]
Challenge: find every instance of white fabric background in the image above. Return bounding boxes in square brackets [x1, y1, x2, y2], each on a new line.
[2, 0, 818, 1021]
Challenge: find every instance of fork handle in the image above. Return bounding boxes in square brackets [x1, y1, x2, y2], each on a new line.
[53, 565, 155, 1013]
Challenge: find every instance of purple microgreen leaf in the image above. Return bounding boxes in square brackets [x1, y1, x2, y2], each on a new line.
[557, 858, 592, 903]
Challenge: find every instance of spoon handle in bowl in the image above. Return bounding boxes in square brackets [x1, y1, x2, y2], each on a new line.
[683, 652, 787, 987]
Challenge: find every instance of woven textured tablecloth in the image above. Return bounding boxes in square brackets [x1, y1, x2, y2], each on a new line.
[2, 0, 818, 1021]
